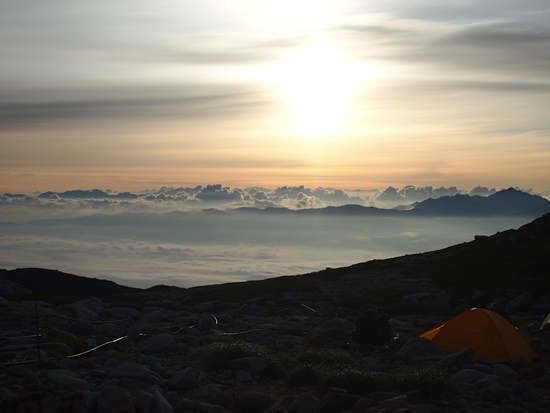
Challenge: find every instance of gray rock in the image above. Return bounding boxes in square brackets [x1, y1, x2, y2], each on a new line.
[409, 404, 435, 413]
[507, 291, 534, 313]
[193, 301, 219, 312]
[168, 366, 196, 390]
[452, 368, 491, 384]
[326, 317, 355, 330]
[97, 386, 135, 413]
[0, 296, 11, 307]
[48, 369, 90, 392]
[82, 391, 99, 413]
[439, 348, 475, 372]
[380, 394, 409, 411]
[493, 363, 519, 383]
[280, 292, 300, 302]
[234, 391, 273, 413]
[140, 310, 168, 325]
[239, 303, 266, 316]
[189, 342, 222, 357]
[68, 321, 99, 336]
[21, 348, 48, 361]
[471, 363, 494, 375]
[200, 402, 230, 413]
[285, 392, 321, 413]
[104, 307, 139, 319]
[317, 393, 364, 413]
[134, 391, 154, 413]
[429, 291, 451, 309]
[40, 396, 63, 413]
[8, 301, 51, 317]
[403, 292, 431, 304]
[235, 370, 254, 383]
[187, 384, 223, 399]
[48, 327, 77, 340]
[110, 363, 164, 385]
[66, 297, 103, 320]
[352, 398, 377, 411]
[274, 320, 305, 335]
[366, 392, 400, 401]
[478, 378, 506, 401]
[360, 356, 386, 370]
[150, 385, 175, 413]
[139, 333, 177, 353]
[197, 315, 217, 331]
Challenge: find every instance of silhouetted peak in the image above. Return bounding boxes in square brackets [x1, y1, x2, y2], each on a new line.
[489, 187, 526, 198]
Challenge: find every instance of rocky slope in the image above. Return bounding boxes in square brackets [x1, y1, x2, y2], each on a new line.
[1, 214, 549, 413]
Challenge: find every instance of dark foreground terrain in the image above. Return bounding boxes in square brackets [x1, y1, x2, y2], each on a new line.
[1, 214, 549, 412]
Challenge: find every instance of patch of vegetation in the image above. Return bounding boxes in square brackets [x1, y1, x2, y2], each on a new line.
[306, 327, 349, 346]
[202, 342, 451, 395]
[288, 364, 450, 395]
[202, 341, 268, 370]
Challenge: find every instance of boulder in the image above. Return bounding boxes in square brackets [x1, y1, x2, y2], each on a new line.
[48, 369, 90, 392]
[97, 386, 135, 413]
[285, 392, 321, 413]
[110, 363, 164, 385]
[65, 297, 103, 320]
[168, 367, 197, 390]
[226, 357, 269, 373]
[150, 385, 175, 413]
[507, 291, 534, 313]
[317, 393, 364, 413]
[234, 391, 273, 413]
[138, 333, 177, 353]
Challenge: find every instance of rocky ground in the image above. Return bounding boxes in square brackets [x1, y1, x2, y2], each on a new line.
[1, 284, 550, 413]
[1, 214, 549, 412]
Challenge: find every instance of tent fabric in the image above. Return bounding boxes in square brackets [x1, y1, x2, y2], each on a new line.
[419, 308, 536, 361]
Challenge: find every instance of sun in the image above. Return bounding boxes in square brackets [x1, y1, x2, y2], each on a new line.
[273, 42, 367, 138]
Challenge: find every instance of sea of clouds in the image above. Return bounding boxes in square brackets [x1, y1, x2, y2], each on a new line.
[0, 184, 546, 288]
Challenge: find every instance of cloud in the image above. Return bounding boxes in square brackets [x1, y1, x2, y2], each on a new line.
[195, 184, 243, 202]
[0, 86, 273, 127]
[346, 8, 550, 88]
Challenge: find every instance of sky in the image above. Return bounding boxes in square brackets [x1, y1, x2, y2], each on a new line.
[1, 0, 550, 193]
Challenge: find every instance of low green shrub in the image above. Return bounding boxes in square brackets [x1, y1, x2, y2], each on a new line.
[306, 327, 349, 346]
[202, 341, 268, 370]
[203, 341, 451, 396]
[288, 363, 450, 395]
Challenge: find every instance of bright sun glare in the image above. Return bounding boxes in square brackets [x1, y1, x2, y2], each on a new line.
[273, 43, 367, 138]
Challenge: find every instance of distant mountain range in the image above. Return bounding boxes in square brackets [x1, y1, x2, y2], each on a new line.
[234, 188, 550, 217]
[2, 213, 549, 302]
[409, 187, 550, 216]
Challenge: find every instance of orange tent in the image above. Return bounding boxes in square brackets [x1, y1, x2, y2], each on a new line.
[420, 308, 536, 361]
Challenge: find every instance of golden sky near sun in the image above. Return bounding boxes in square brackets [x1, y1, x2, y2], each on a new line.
[1, 1, 549, 193]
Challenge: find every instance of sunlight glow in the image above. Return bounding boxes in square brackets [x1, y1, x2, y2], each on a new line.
[272, 42, 370, 138]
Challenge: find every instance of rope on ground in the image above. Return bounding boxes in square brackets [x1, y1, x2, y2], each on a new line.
[67, 336, 128, 358]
